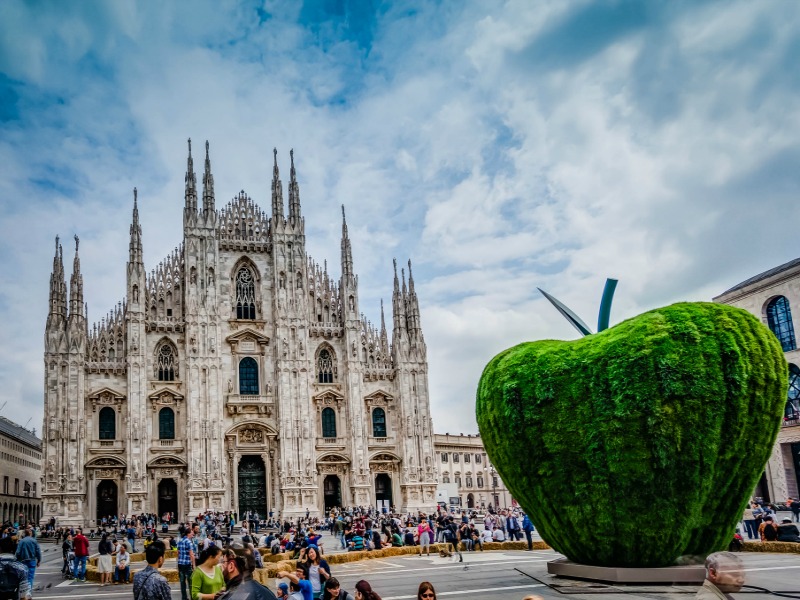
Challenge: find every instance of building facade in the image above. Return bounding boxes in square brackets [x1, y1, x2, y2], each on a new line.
[42, 142, 437, 527]
[714, 257, 800, 502]
[434, 433, 513, 511]
[0, 416, 43, 525]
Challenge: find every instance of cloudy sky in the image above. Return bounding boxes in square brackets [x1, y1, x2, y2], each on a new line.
[1, 0, 798, 436]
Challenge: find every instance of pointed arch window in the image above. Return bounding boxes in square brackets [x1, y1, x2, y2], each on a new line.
[236, 268, 256, 319]
[321, 407, 337, 438]
[318, 348, 334, 383]
[372, 408, 387, 438]
[239, 357, 259, 395]
[159, 407, 175, 440]
[767, 296, 796, 351]
[786, 364, 800, 421]
[99, 407, 115, 440]
[157, 344, 177, 381]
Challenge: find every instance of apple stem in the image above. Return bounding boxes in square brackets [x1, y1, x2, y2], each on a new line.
[597, 278, 618, 333]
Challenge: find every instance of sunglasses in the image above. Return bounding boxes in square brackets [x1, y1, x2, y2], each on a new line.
[421, 594, 435, 598]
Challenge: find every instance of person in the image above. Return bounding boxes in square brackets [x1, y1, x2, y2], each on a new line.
[114, 544, 130, 584]
[444, 517, 462, 561]
[61, 533, 73, 575]
[94, 532, 113, 586]
[777, 517, 800, 542]
[417, 518, 432, 557]
[348, 533, 365, 552]
[323, 577, 353, 600]
[178, 529, 197, 600]
[0, 536, 30, 600]
[14, 529, 40, 593]
[506, 513, 521, 541]
[302, 545, 330, 600]
[133, 540, 172, 600]
[191, 546, 225, 600]
[219, 546, 277, 600]
[759, 515, 778, 542]
[741, 503, 757, 540]
[695, 551, 744, 599]
[417, 582, 435, 600]
[127, 524, 137, 553]
[522, 514, 535, 550]
[792, 498, 800, 523]
[390, 530, 404, 547]
[354, 580, 381, 600]
[72, 528, 89, 582]
[277, 583, 290, 599]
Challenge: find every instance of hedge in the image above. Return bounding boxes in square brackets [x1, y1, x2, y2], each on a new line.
[477, 302, 788, 568]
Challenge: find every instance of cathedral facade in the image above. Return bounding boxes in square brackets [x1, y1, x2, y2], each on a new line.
[42, 142, 437, 527]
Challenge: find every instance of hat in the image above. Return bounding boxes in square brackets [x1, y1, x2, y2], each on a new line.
[278, 583, 289, 595]
[307, 544, 319, 553]
[783, 518, 792, 523]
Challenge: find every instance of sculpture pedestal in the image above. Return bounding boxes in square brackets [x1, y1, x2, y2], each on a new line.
[547, 558, 705, 584]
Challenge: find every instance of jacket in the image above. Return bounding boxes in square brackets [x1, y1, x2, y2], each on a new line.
[694, 579, 728, 600]
[14, 537, 41, 563]
[73, 534, 90, 557]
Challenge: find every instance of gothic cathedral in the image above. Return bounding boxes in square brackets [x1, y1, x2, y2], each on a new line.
[42, 141, 437, 526]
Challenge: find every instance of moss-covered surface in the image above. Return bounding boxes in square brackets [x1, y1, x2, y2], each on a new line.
[476, 302, 788, 568]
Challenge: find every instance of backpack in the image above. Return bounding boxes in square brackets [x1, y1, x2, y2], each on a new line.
[0, 559, 21, 600]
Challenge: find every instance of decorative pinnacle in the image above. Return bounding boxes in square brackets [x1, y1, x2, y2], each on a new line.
[205, 140, 210, 161]
[188, 138, 192, 157]
[133, 187, 138, 205]
[74, 234, 79, 252]
[55, 236, 59, 252]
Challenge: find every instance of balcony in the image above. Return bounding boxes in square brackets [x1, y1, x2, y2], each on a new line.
[368, 436, 395, 450]
[226, 394, 274, 416]
[315, 437, 346, 450]
[152, 439, 185, 453]
[89, 439, 125, 453]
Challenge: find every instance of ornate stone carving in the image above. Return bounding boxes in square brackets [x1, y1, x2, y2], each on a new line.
[240, 428, 264, 444]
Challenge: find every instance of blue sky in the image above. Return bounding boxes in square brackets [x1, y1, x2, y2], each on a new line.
[1, 0, 799, 435]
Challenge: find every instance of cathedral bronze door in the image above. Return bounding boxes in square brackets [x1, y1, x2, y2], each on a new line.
[237, 456, 267, 518]
[96, 480, 118, 524]
[158, 478, 178, 522]
[323, 475, 341, 512]
[375, 473, 392, 511]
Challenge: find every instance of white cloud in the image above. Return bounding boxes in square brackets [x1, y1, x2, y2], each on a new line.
[0, 0, 798, 437]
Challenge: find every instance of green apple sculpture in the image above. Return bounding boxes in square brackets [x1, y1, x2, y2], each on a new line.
[476, 287, 788, 568]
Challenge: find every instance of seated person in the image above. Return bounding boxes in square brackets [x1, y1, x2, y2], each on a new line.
[492, 528, 506, 542]
[759, 516, 778, 542]
[777, 518, 800, 542]
[481, 528, 493, 544]
[371, 530, 388, 550]
[114, 546, 130, 583]
[348, 534, 365, 552]
[403, 528, 416, 547]
[391, 531, 404, 547]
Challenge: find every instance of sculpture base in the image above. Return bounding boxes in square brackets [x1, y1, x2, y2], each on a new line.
[547, 558, 705, 584]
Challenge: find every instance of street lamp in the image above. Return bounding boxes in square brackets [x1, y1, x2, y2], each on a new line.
[485, 465, 499, 511]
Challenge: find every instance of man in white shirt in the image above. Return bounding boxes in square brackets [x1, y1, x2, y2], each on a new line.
[481, 528, 493, 543]
[492, 528, 506, 542]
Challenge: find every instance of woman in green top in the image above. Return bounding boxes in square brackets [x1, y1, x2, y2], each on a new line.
[191, 546, 225, 600]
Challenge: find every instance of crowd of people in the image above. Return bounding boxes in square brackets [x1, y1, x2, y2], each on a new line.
[741, 499, 800, 542]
